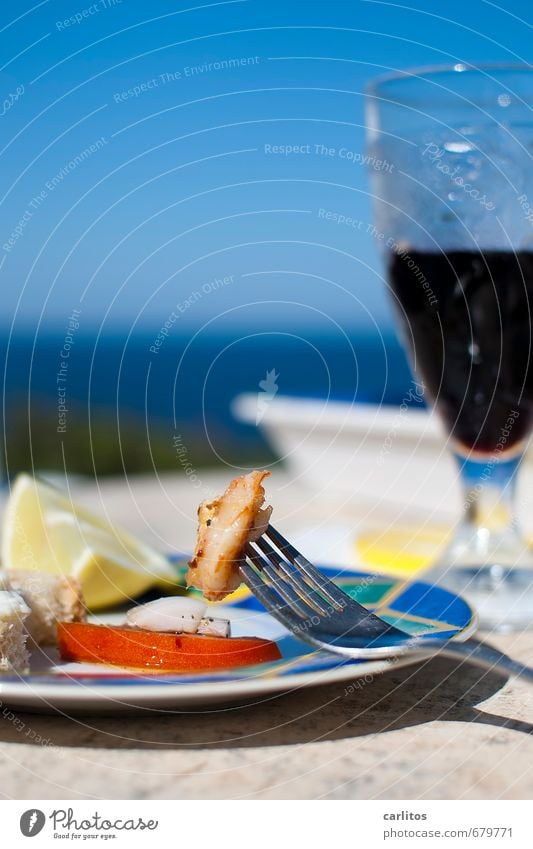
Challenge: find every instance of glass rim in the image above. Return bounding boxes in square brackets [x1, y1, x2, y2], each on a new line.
[366, 62, 533, 98]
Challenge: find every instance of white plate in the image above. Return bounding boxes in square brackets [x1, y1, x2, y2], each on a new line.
[0, 567, 476, 714]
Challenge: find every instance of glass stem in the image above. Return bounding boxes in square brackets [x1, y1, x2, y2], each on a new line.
[452, 451, 525, 570]
[459, 453, 519, 536]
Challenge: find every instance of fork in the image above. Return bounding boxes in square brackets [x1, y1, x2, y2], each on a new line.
[241, 525, 533, 683]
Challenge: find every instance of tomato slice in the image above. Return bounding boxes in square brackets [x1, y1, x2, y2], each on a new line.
[57, 622, 281, 673]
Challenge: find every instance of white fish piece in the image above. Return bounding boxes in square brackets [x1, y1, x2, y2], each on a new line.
[197, 617, 231, 638]
[0, 589, 30, 619]
[126, 596, 207, 634]
[0, 589, 31, 674]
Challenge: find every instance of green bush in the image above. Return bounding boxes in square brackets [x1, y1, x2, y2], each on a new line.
[3, 400, 276, 477]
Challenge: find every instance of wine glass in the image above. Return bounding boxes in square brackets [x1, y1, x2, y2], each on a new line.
[365, 64, 533, 631]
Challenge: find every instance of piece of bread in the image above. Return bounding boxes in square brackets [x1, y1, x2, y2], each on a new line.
[0, 590, 31, 674]
[5, 570, 86, 646]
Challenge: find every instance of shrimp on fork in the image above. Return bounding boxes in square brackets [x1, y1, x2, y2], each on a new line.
[187, 470, 272, 601]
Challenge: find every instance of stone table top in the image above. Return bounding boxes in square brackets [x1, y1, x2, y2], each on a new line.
[1, 471, 532, 800]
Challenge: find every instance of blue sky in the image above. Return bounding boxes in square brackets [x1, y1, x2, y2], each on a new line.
[1, 0, 532, 336]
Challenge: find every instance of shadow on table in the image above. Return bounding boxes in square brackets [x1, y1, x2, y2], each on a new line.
[1, 654, 531, 750]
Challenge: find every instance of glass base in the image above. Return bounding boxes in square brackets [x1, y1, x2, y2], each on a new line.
[424, 562, 533, 632]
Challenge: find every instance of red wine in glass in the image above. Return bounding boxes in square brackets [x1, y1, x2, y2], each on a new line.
[387, 249, 533, 457]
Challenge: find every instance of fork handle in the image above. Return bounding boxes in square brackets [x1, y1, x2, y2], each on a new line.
[416, 638, 533, 683]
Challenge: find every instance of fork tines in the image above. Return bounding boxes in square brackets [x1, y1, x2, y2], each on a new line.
[244, 524, 348, 619]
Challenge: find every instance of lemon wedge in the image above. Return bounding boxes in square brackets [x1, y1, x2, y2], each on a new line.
[1, 474, 179, 609]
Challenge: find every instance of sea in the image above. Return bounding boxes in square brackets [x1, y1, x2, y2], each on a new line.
[0, 329, 415, 470]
